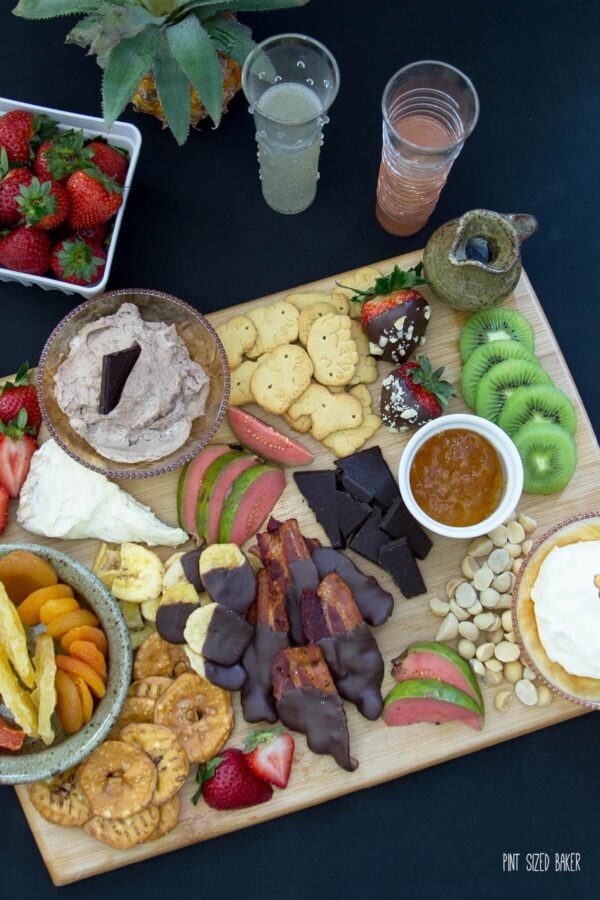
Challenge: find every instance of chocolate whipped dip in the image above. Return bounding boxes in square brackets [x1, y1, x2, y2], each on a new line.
[54, 302, 209, 463]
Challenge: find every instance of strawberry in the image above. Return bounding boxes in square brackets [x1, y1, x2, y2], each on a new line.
[244, 728, 295, 789]
[0, 484, 9, 535]
[0, 363, 41, 434]
[0, 110, 56, 165]
[75, 223, 107, 245]
[381, 355, 456, 431]
[0, 408, 38, 498]
[339, 264, 430, 364]
[87, 141, 127, 185]
[0, 153, 34, 226]
[0, 226, 50, 275]
[34, 129, 90, 182]
[16, 176, 69, 230]
[66, 169, 122, 230]
[192, 749, 273, 810]
[51, 236, 106, 286]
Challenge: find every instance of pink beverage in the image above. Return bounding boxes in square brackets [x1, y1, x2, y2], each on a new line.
[375, 62, 479, 237]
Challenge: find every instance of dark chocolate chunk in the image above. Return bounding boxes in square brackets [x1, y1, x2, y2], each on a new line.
[156, 602, 201, 644]
[203, 605, 254, 666]
[287, 558, 320, 646]
[378, 537, 426, 598]
[241, 624, 289, 723]
[293, 471, 342, 548]
[99, 343, 141, 415]
[276, 687, 358, 772]
[339, 471, 374, 505]
[202, 558, 256, 615]
[204, 660, 246, 692]
[380, 497, 433, 560]
[311, 547, 394, 627]
[336, 491, 371, 543]
[336, 446, 399, 510]
[348, 509, 389, 566]
[180, 547, 204, 592]
[319, 624, 384, 721]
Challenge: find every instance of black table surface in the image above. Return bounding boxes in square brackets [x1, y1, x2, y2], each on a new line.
[1, 0, 599, 897]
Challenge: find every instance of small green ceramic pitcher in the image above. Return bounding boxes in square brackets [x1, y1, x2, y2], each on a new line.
[423, 209, 538, 311]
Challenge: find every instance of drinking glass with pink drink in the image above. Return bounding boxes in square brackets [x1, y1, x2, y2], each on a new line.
[376, 61, 479, 236]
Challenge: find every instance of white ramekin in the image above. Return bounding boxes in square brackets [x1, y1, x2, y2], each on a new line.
[398, 413, 524, 540]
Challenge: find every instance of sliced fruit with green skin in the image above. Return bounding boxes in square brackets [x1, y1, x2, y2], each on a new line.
[461, 339, 539, 409]
[460, 308, 535, 363]
[497, 384, 577, 437]
[227, 407, 314, 467]
[196, 451, 257, 543]
[475, 359, 552, 423]
[218, 464, 286, 545]
[177, 444, 230, 533]
[513, 421, 577, 494]
[383, 678, 484, 730]
[391, 641, 483, 711]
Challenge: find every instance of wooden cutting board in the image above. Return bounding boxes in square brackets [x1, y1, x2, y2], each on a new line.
[9, 249, 600, 886]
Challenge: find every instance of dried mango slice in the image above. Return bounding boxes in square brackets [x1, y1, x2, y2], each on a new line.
[19, 584, 74, 626]
[0, 550, 57, 604]
[128, 676, 173, 701]
[108, 696, 155, 739]
[0, 646, 37, 737]
[61, 626, 108, 657]
[84, 805, 160, 849]
[0, 583, 35, 688]
[28, 768, 92, 827]
[154, 672, 233, 764]
[55, 670, 84, 734]
[69, 640, 107, 680]
[78, 741, 157, 819]
[120, 723, 189, 805]
[146, 794, 180, 841]
[55, 656, 106, 699]
[39, 596, 79, 625]
[46, 608, 99, 639]
[32, 634, 57, 746]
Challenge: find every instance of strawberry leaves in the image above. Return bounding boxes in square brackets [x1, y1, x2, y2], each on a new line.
[191, 754, 223, 804]
[339, 263, 427, 301]
[406, 356, 456, 408]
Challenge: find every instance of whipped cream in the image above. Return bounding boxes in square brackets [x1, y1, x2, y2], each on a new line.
[531, 541, 600, 679]
[54, 302, 209, 464]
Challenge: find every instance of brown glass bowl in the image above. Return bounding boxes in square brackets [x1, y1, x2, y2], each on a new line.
[38, 289, 229, 479]
[512, 511, 600, 709]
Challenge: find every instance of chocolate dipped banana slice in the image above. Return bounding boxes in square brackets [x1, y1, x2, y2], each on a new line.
[162, 548, 204, 594]
[184, 602, 253, 666]
[155, 584, 207, 645]
[200, 544, 256, 615]
[184, 645, 246, 691]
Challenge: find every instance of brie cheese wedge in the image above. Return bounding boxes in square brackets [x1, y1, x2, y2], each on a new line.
[17, 440, 188, 547]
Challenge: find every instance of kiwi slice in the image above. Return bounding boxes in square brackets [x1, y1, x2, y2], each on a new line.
[498, 384, 577, 437]
[513, 422, 577, 494]
[460, 308, 535, 362]
[461, 340, 539, 409]
[475, 359, 552, 423]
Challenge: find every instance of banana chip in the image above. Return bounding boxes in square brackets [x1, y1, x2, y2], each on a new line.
[32, 634, 57, 746]
[0, 583, 35, 688]
[111, 544, 164, 603]
[92, 543, 122, 590]
[0, 646, 38, 737]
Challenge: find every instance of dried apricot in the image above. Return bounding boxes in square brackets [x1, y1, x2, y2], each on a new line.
[55, 669, 84, 734]
[70, 675, 94, 724]
[0, 550, 58, 604]
[61, 626, 108, 657]
[18, 584, 74, 626]
[39, 596, 80, 625]
[55, 656, 106, 698]
[69, 641, 107, 681]
[46, 608, 99, 639]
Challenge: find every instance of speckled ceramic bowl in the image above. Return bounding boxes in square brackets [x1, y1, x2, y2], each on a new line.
[37, 289, 230, 480]
[0, 543, 131, 784]
[512, 512, 600, 709]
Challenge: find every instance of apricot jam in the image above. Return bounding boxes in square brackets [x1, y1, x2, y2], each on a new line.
[409, 428, 504, 527]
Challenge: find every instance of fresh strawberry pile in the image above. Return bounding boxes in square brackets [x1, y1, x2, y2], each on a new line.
[0, 362, 41, 535]
[0, 110, 127, 286]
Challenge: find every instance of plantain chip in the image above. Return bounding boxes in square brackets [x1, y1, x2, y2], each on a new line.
[0, 583, 35, 688]
[0, 646, 38, 737]
[32, 634, 57, 746]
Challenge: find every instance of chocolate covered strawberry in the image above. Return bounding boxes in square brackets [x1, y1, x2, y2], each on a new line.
[340, 264, 430, 364]
[380, 356, 455, 432]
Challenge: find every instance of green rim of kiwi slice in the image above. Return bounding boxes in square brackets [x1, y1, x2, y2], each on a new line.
[497, 384, 577, 437]
[513, 421, 577, 494]
[460, 308, 535, 363]
[461, 340, 539, 409]
[475, 359, 553, 423]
